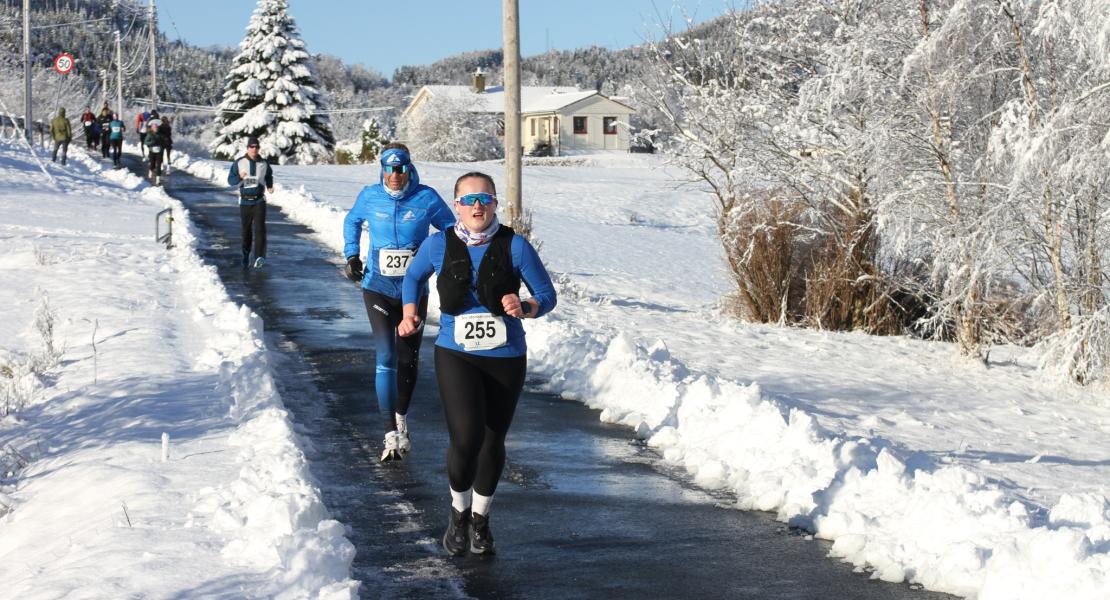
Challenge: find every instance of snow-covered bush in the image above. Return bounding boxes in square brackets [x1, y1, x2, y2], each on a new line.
[397, 94, 502, 162]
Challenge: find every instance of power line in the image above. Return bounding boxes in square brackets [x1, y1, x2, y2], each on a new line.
[132, 98, 393, 116]
[31, 16, 112, 30]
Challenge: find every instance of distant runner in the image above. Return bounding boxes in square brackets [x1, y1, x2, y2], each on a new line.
[108, 113, 125, 168]
[80, 107, 97, 149]
[145, 121, 169, 185]
[48, 108, 71, 166]
[226, 136, 273, 269]
[343, 143, 454, 462]
[398, 171, 557, 556]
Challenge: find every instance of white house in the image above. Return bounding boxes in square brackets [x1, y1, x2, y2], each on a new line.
[401, 72, 636, 156]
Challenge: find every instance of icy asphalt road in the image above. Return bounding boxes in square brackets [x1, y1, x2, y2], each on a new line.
[138, 157, 955, 600]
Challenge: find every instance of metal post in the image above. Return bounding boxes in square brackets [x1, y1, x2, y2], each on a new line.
[149, 0, 157, 110]
[502, 0, 522, 227]
[22, 0, 31, 144]
[115, 30, 123, 115]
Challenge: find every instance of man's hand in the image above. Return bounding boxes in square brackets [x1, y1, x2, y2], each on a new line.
[344, 256, 363, 282]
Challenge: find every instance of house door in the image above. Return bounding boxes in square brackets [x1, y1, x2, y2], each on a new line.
[539, 118, 549, 143]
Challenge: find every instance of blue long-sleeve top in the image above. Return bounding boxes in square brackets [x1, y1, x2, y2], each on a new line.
[342, 165, 454, 298]
[403, 229, 557, 357]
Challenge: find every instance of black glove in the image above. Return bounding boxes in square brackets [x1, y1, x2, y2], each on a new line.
[344, 256, 363, 282]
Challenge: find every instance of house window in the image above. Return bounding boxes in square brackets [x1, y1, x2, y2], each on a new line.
[530, 118, 535, 136]
[573, 116, 587, 134]
[603, 116, 617, 135]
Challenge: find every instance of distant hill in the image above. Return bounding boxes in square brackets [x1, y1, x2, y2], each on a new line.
[391, 15, 733, 95]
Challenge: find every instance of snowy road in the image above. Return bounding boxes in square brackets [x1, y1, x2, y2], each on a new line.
[140, 157, 956, 600]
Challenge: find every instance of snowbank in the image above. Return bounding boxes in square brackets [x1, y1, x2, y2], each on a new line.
[0, 141, 357, 598]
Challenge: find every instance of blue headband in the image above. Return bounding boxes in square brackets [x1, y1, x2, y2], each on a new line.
[380, 149, 411, 168]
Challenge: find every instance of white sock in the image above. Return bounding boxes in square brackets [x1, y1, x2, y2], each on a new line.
[472, 491, 493, 517]
[394, 413, 407, 434]
[450, 487, 472, 512]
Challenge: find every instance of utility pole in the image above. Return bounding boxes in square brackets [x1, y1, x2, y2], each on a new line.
[115, 30, 123, 115]
[22, 0, 31, 143]
[502, 0, 522, 227]
[148, 0, 157, 110]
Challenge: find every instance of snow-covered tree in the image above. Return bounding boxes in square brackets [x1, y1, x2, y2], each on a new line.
[210, 0, 334, 164]
[643, 0, 1110, 383]
[397, 94, 501, 162]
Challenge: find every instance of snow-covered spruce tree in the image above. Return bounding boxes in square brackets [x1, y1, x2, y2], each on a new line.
[210, 0, 334, 164]
[398, 94, 502, 162]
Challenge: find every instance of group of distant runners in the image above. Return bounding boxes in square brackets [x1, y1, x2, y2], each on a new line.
[45, 103, 173, 180]
[226, 141, 558, 557]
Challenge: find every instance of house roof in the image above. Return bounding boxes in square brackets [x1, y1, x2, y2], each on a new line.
[409, 85, 633, 116]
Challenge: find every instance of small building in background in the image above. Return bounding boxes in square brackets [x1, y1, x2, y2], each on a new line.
[402, 69, 636, 156]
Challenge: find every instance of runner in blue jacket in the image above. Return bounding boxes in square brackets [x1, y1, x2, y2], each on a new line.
[398, 171, 557, 556]
[343, 143, 455, 462]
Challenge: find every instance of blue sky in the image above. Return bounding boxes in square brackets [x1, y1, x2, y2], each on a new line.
[156, 0, 736, 78]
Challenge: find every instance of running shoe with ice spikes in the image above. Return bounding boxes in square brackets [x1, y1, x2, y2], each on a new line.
[469, 512, 496, 555]
[380, 430, 402, 462]
[443, 507, 470, 556]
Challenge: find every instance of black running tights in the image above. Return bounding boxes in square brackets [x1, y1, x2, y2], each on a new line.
[239, 201, 267, 259]
[434, 346, 526, 496]
[362, 290, 427, 431]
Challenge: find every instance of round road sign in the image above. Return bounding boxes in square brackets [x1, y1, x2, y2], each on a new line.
[53, 53, 75, 75]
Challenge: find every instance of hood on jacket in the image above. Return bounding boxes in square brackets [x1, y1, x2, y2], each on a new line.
[57, 108, 66, 117]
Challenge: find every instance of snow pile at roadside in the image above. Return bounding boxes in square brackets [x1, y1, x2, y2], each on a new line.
[0, 141, 357, 598]
[523, 313, 1110, 600]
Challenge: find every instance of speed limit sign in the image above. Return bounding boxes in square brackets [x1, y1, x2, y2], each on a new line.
[53, 53, 75, 75]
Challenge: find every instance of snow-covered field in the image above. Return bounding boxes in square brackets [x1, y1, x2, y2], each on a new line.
[2, 138, 1108, 599]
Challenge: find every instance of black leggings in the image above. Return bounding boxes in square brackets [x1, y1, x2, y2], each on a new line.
[363, 290, 428, 431]
[239, 201, 267, 258]
[434, 346, 526, 496]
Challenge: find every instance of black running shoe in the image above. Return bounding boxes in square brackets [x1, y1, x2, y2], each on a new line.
[469, 512, 496, 555]
[443, 507, 471, 556]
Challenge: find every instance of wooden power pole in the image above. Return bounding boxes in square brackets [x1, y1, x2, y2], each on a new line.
[149, 0, 157, 109]
[502, 0, 522, 227]
[22, 0, 32, 143]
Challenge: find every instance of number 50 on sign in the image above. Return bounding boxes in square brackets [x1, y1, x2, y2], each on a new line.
[53, 53, 75, 75]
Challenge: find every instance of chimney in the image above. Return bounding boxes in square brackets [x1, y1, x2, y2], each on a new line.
[473, 67, 486, 94]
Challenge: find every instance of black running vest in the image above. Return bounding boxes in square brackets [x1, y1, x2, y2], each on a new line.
[438, 226, 520, 316]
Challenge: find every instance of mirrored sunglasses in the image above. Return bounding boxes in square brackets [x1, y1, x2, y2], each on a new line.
[383, 164, 410, 174]
[456, 193, 497, 206]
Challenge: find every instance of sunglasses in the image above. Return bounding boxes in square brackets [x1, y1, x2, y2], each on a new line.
[247, 145, 260, 149]
[383, 164, 410, 174]
[456, 193, 497, 206]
